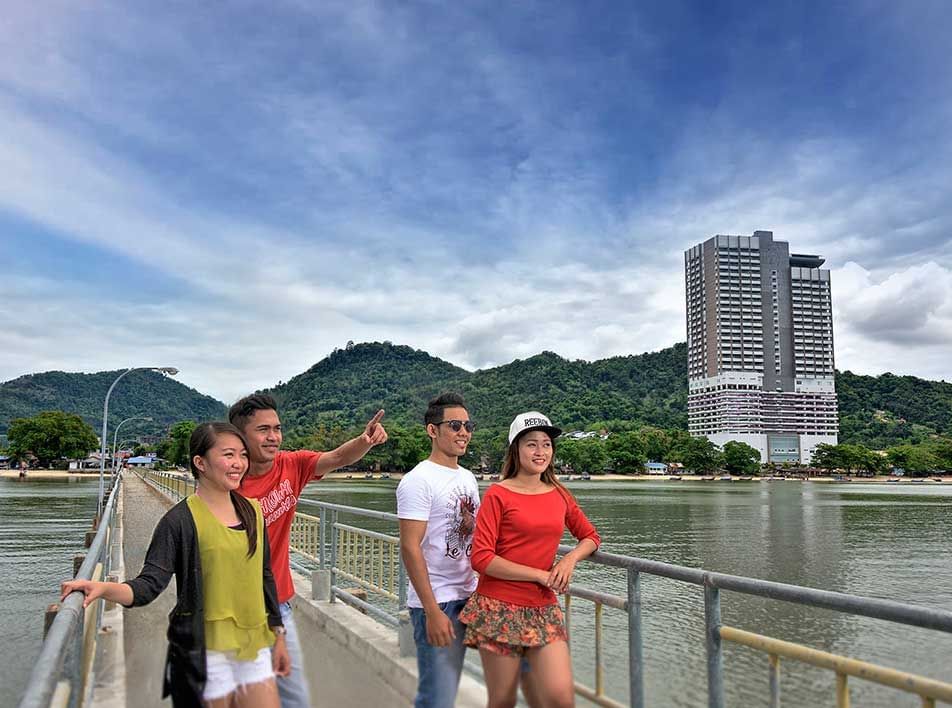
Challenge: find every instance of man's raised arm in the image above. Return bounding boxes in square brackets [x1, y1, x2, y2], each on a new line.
[314, 409, 388, 478]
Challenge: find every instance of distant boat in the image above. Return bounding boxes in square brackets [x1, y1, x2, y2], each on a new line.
[475, 474, 484, 481]
[701, 476, 715, 481]
[717, 475, 733, 482]
[933, 477, 944, 482]
[581, 474, 591, 481]
[363, 472, 373, 479]
[667, 475, 682, 481]
[380, 473, 391, 479]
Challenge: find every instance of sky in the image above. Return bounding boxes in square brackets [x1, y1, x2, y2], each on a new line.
[2, 1, 951, 403]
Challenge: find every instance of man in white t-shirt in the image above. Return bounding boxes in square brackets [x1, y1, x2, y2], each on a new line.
[397, 392, 480, 708]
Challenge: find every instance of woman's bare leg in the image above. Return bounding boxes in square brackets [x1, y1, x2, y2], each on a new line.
[525, 640, 575, 708]
[479, 648, 522, 708]
[232, 677, 280, 708]
[203, 694, 235, 708]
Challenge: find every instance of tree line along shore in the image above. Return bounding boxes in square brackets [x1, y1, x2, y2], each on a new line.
[5, 409, 952, 479]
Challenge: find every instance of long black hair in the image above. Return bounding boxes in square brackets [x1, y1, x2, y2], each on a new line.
[189, 422, 258, 558]
[500, 430, 574, 502]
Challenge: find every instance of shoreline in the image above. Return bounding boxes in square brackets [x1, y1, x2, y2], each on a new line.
[319, 471, 952, 485]
[5, 470, 951, 485]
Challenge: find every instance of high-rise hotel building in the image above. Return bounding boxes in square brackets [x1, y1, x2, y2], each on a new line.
[684, 231, 838, 464]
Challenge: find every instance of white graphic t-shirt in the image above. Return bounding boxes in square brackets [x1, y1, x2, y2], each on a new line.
[396, 459, 480, 608]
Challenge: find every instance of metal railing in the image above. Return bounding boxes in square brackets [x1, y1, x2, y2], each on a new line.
[19, 473, 123, 708]
[290, 499, 952, 708]
[137, 468, 196, 500]
[564, 549, 952, 708]
[110, 479, 952, 708]
[290, 499, 407, 628]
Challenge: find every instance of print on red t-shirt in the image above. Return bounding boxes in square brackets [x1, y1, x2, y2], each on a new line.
[239, 450, 322, 603]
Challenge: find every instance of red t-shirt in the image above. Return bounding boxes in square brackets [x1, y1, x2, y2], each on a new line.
[239, 450, 322, 603]
[470, 484, 600, 607]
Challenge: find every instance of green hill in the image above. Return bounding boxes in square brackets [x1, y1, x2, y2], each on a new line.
[837, 370, 952, 447]
[268, 341, 952, 448]
[4, 342, 951, 450]
[0, 369, 226, 437]
[267, 341, 687, 435]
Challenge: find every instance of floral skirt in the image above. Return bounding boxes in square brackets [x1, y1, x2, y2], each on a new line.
[459, 592, 567, 657]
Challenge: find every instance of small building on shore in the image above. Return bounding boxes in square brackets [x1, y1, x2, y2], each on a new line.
[126, 455, 159, 468]
[646, 461, 668, 475]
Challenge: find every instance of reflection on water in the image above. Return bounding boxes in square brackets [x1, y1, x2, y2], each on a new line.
[0, 477, 99, 707]
[303, 480, 952, 707]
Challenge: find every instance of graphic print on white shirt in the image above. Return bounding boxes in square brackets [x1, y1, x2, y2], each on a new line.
[396, 459, 480, 608]
[445, 486, 477, 560]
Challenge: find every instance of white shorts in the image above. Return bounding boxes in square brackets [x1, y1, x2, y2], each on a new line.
[203, 647, 274, 700]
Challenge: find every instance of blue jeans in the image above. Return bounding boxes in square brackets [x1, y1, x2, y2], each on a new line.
[409, 599, 468, 708]
[277, 601, 311, 708]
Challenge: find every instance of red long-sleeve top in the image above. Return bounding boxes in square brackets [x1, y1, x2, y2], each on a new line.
[470, 483, 601, 607]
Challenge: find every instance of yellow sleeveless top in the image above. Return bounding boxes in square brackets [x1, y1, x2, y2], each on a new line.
[187, 494, 273, 659]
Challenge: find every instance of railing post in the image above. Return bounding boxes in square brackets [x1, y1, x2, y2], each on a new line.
[398, 610, 415, 657]
[836, 673, 849, 708]
[329, 509, 338, 603]
[312, 570, 331, 601]
[397, 546, 407, 610]
[627, 568, 645, 708]
[704, 580, 725, 708]
[319, 508, 327, 568]
[768, 653, 780, 708]
[43, 605, 59, 639]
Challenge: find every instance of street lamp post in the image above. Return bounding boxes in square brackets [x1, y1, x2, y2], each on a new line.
[114, 439, 138, 472]
[98, 367, 178, 517]
[112, 416, 154, 470]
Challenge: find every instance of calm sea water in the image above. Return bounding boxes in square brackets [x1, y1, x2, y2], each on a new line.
[302, 479, 952, 708]
[0, 477, 99, 707]
[6, 478, 950, 707]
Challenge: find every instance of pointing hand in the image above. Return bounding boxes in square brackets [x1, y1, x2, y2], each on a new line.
[362, 409, 388, 447]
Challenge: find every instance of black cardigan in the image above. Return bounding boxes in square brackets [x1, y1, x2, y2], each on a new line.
[125, 494, 283, 707]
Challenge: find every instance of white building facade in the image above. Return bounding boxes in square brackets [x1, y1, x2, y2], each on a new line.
[684, 231, 838, 464]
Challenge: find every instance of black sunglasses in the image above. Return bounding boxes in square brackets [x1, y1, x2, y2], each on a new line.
[435, 419, 476, 433]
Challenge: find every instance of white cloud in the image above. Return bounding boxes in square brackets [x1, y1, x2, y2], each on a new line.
[2, 1, 952, 404]
[832, 262, 952, 381]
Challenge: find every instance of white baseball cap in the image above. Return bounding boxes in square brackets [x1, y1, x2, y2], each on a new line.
[507, 411, 562, 444]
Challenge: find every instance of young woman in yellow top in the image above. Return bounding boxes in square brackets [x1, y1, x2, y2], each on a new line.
[62, 422, 290, 707]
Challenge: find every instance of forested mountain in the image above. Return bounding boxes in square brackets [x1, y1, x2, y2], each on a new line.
[0, 369, 226, 436]
[270, 341, 952, 447]
[4, 342, 951, 449]
[271, 342, 471, 431]
[269, 342, 688, 435]
[837, 370, 952, 447]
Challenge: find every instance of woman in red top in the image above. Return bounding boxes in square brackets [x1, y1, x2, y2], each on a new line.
[460, 412, 600, 708]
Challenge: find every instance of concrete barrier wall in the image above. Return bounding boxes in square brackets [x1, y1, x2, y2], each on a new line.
[288, 572, 487, 708]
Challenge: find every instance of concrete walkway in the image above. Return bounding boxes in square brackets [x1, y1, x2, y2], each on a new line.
[122, 474, 177, 707]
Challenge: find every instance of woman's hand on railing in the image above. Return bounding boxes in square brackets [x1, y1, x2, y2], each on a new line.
[546, 556, 578, 594]
[60, 579, 132, 608]
[60, 579, 107, 608]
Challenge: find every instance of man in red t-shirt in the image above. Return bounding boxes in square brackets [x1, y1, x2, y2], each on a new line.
[230, 393, 388, 708]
